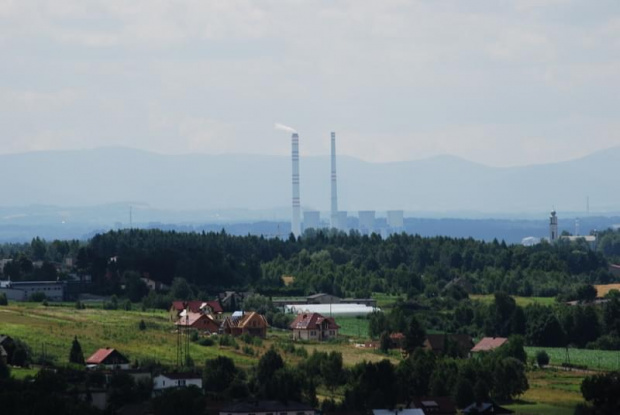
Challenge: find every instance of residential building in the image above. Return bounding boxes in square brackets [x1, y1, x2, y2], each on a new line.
[221, 311, 269, 338]
[169, 300, 223, 321]
[175, 311, 220, 333]
[411, 396, 457, 415]
[470, 337, 508, 354]
[290, 312, 340, 341]
[220, 400, 316, 415]
[86, 348, 130, 370]
[153, 373, 202, 395]
[462, 402, 513, 414]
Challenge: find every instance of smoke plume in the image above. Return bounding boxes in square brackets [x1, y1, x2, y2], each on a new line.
[274, 123, 297, 134]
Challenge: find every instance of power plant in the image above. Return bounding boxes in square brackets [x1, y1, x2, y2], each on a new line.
[284, 128, 404, 237]
[291, 133, 301, 238]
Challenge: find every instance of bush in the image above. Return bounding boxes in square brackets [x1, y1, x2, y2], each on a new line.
[198, 337, 215, 347]
[242, 345, 254, 356]
[536, 350, 550, 367]
[123, 299, 132, 311]
[294, 347, 308, 358]
[0, 292, 8, 306]
[218, 335, 238, 348]
[138, 320, 147, 331]
[103, 295, 119, 310]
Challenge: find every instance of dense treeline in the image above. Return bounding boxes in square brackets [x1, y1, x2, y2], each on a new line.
[370, 291, 620, 350]
[1, 229, 614, 299]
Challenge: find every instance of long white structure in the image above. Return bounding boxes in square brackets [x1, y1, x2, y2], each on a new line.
[285, 303, 379, 317]
[330, 131, 339, 230]
[291, 133, 301, 237]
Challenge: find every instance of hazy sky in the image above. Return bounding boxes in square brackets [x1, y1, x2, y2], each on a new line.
[2, 0, 620, 167]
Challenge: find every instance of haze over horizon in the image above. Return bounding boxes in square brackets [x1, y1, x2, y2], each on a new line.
[2, 1, 620, 168]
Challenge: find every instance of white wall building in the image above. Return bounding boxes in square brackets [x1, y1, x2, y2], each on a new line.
[153, 373, 202, 395]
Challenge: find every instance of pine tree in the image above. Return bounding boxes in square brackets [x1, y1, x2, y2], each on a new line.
[69, 336, 84, 365]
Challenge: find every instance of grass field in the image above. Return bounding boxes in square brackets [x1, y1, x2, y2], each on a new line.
[505, 369, 585, 415]
[525, 346, 620, 371]
[0, 303, 389, 368]
[335, 316, 370, 338]
[470, 294, 557, 307]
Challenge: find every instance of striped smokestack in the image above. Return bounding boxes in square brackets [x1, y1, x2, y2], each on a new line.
[330, 132, 339, 230]
[291, 133, 301, 237]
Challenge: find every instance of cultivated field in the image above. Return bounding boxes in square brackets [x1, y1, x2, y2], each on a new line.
[594, 283, 620, 298]
[525, 346, 620, 371]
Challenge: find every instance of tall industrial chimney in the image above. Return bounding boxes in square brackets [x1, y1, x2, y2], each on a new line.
[330, 132, 338, 230]
[291, 133, 301, 238]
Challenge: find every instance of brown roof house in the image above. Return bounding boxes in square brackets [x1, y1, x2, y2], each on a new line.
[424, 334, 474, 358]
[221, 311, 269, 338]
[175, 311, 220, 333]
[290, 312, 340, 341]
[411, 397, 457, 415]
[170, 300, 223, 321]
[86, 348, 130, 370]
[470, 337, 508, 354]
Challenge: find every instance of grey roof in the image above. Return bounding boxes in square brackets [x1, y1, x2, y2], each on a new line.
[307, 293, 332, 299]
[221, 401, 315, 413]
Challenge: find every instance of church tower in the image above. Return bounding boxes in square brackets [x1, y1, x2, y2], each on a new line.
[549, 210, 558, 242]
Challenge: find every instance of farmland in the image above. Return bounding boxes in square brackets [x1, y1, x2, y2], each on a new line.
[525, 346, 620, 371]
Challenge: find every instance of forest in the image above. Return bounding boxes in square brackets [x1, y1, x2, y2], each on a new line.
[2, 228, 619, 299]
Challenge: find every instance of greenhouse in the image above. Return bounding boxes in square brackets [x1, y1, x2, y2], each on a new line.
[284, 303, 380, 317]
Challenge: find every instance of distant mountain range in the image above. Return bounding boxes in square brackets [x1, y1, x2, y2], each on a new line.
[0, 146, 618, 215]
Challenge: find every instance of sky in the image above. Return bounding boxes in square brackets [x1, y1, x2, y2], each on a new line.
[1, 0, 620, 167]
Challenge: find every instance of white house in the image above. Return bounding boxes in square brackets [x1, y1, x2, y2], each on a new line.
[153, 373, 202, 395]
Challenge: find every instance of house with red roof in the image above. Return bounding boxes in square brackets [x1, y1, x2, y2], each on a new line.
[86, 347, 130, 370]
[290, 312, 340, 341]
[470, 337, 508, 354]
[221, 311, 269, 338]
[175, 311, 220, 333]
[169, 300, 223, 321]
